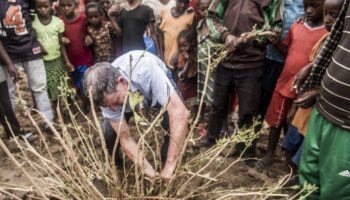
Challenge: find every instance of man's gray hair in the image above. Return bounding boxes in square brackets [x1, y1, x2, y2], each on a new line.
[83, 62, 122, 106]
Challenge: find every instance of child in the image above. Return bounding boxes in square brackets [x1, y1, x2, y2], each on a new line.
[283, 0, 344, 172]
[99, 0, 112, 19]
[0, 0, 54, 130]
[159, 0, 195, 69]
[33, 0, 74, 108]
[85, 2, 117, 63]
[196, 0, 213, 136]
[262, 0, 328, 166]
[172, 29, 197, 102]
[59, 0, 93, 111]
[108, 0, 159, 54]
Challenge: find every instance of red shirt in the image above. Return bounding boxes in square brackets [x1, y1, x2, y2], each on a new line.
[60, 14, 93, 67]
[275, 21, 327, 99]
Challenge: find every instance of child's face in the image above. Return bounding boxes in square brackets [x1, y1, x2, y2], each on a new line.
[323, 0, 343, 31]
[178, 37, 191, 53]
[35, 0, 51, 17]
[198, 0, 211, 18]
[303, 0, 324, 23]
[87, 7, 102, 27]
[175, 0, 190, 14]
[99, 0, 112, 12]
[59, 0, 77, 19]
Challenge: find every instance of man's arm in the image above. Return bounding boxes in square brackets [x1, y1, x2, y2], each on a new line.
[109, 118, 157, 177]
[108, 4, 123, 37]
[0, 40, 19, 82]
[205, 0, 229, 42]
[161, 90, 190, 179]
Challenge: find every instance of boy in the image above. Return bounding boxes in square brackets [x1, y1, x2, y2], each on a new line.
[262, 0, 327, 166]
[283, 0, 344, 173]
[59, 0, 93, 112]
[108, 0, 159, 54]
[0, 0, 54, 128]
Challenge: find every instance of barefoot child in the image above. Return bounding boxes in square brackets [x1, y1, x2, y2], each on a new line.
[59, 0, 93, 112]
[85, 2, 117, 63]
[159, 0, 195, 70]
[283, 0, 344, 172]
[262, 0, 328, 166]
[33, 0, 74, 109]
[172, 29, 197, 103]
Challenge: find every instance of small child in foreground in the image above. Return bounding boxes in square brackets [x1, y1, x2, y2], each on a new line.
[283, 0, 344, 172]
[59, 0, 93, 112]
[262, 0, 328, 167]
[172, 28, 198, 103]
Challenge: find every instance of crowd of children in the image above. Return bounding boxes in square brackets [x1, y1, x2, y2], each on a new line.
[1, 0, 349, 198]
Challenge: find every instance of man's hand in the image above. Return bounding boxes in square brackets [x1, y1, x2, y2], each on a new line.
[294, 88, 319, 108]
[225, 34, 239, 52]
[291, 63, 313, 94]
[108, 4, 123, 18]
[7, 64, 19, 82]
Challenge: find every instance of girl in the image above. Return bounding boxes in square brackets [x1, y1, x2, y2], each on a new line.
[172, 29, 197, 103]
[159, 0, 195, 69]
[33, 0, 73, 109]
[85, 2, 117, 63]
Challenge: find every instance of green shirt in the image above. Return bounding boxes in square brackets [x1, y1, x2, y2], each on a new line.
[32, 15, 65, 61]
[0, 65, 7, 82]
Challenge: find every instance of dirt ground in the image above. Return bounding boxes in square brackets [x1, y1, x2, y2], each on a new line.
[0, 70, 298, 199]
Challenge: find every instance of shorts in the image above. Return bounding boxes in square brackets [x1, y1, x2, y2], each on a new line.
[265, 91, 293, 127]
[70, 64, 88, 90]
[282, 125, 304, 166]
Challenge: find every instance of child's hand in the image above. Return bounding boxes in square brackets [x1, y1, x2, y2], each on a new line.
[84, 35, 93, 46]
[61, 37, 71, 45]
[291, 63, 313, 94]
[182, 52, 189, 60]
[66, 62, 75, 73]
[294, 89, 319, 108]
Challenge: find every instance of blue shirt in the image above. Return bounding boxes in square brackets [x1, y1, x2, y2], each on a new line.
[267, 0, 304, 62]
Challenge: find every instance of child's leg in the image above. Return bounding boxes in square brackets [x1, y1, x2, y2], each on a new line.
[263, 91, 294, 166]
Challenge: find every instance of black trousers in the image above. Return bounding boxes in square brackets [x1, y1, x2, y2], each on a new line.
[102, 110, 170, 163]
[207, 65, 262, 154]
[0, 81, 22, 138]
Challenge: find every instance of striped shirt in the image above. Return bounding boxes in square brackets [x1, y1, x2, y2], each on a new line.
[314, 0, 350, 130]
[206, 0, 283, 69]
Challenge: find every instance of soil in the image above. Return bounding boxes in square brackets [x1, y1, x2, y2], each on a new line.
[0, 70, 298, 199]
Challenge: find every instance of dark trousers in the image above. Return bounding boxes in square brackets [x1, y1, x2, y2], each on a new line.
[102, 111, 170, 163]
[0, 81, 22, 138]
[208, 65, 262, 154]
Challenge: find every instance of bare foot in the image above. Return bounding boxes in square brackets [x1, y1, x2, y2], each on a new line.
[198, 122, 207, 137]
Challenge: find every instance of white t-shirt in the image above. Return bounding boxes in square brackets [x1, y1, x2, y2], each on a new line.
[142, 0, 176, 21]
[101, 50, 175, 121]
